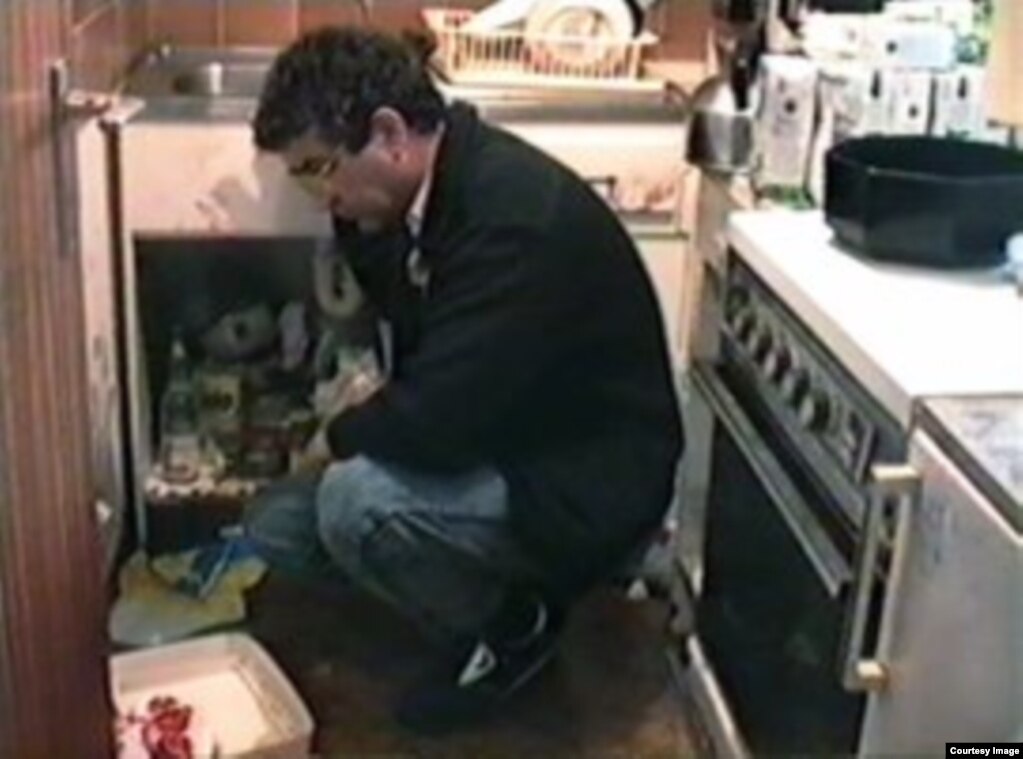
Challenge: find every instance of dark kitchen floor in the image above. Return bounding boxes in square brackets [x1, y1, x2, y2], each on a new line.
[247, 575, 709, 758]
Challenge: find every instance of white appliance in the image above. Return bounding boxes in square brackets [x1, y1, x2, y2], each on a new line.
[858, 396, 1023, 754]
[861, 18, 958, 70]
[672, 208, 1023, 756]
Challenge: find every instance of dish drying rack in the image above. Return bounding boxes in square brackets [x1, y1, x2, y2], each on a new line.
[423, 8, 662, 92]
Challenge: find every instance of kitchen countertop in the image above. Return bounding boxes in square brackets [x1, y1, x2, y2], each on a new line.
[126, 90, 690, 125]
[918, 395, 1023, 532]
[727, 210, 1023, 427]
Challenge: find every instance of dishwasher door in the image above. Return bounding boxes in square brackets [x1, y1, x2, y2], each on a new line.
[859, 429, 1023, 755]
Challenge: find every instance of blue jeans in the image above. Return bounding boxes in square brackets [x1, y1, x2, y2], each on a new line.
[244, 457, 541, 641]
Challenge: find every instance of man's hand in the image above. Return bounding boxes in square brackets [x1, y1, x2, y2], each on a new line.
[340, 369, 384, 410]
[292, 428, 333, 476]
[294, 374, 385, 476]
[314, 363, 385, 418]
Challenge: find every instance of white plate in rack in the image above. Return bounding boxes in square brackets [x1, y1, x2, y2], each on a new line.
[524, 0, 637, 70]
[462, 0, 539, 32]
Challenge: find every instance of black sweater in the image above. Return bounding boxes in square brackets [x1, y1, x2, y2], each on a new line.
[326, 103, 683, 598]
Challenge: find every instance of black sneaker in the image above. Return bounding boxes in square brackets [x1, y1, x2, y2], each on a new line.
[394, 597, 564, 735]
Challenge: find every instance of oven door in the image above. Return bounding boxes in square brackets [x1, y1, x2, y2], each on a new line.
[684, 360, 865, 756]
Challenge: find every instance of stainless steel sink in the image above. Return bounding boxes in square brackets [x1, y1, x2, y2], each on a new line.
[122, 46, 688, 125]
[169, 61, 269, 97]
[124, 47, 276, 100]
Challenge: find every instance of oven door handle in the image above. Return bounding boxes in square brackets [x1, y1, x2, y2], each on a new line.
[840, 463, 919, 693]
[692, 363, 852, 597]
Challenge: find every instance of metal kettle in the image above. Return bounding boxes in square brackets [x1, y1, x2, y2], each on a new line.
[686, 40, 759, 175]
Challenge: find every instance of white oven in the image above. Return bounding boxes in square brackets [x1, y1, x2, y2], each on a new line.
[670, 202, 1023, 756]
[674, 250, 908, 756]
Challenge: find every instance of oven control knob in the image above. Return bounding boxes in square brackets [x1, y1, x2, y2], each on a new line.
[743, 320, 763, 352]
[753, 330, 774, 364]
[843, 412, 869, 461]
[765, 345, 793, 383]
[725, 287, 751, 321]
[783, 368, 811, 406]
[799, 392, 832, 431]
[843, 412, 862, 442]
[732, 309, 756, 342]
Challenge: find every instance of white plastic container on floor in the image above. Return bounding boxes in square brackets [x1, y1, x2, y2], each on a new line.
[111, 633, 314, 758]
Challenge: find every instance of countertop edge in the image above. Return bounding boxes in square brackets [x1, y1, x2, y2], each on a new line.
[916, 398, 1023, 535]
[123, 92, 690, 126]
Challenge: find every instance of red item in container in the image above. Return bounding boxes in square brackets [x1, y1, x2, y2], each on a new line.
[138, 696, 196, 759]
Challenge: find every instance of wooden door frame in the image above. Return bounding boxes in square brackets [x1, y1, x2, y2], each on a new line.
[0, 0, 114, 754]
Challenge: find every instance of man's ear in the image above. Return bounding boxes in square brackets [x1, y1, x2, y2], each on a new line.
[368, 107, 410, 161]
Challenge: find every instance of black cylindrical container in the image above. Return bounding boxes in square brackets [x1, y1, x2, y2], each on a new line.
[825, 136, 1023, 268]
[809, 0, 886, 12]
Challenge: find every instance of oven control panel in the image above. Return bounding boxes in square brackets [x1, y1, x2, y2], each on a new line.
[722, 259, 879, 486]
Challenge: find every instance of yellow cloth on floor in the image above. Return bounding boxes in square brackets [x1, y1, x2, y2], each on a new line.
[110, 550, 266, 648]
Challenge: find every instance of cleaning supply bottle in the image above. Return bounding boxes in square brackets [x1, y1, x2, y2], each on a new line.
[159, 336, 202, 484]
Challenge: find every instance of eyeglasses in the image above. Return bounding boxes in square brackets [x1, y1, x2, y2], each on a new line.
[288, 146, 345, 197]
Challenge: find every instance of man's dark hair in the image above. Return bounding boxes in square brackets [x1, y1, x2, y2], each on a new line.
[253, 27, 446, 154]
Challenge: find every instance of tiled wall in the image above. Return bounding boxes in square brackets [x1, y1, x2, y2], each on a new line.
[648, 0, 712, 62]
[68, 0, 710, 89]
[70, 0, 148, 88]
[136, 0, 513, 47]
